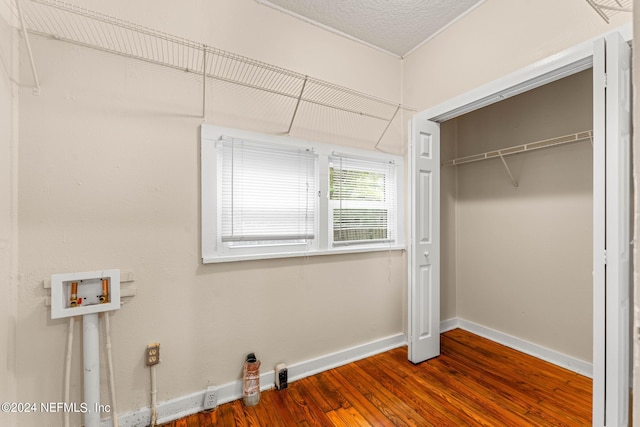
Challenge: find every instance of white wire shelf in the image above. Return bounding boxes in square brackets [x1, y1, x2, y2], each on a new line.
[442, 130, 593, 187]
[10, 0, 415, 148]
[442, 130, 593, 167]
[585, 0, 632, 23]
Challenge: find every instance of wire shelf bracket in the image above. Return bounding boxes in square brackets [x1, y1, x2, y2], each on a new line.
[585, 0, 632, 23]
[287, 76, 308, 135]
[498, 152, 518, 187]
[201, 44, 207, 121]
[9, 0, 416, 147]
[15, 0, 40, 94]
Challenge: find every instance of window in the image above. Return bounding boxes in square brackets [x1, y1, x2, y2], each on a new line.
[201, 125, 404, 263]
[219, 137, 317, 251]
[329, 155, 398, 246]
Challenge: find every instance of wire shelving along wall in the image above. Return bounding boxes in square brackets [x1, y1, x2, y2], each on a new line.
[585, 0, 632, 23]
[10, 0, 415, 149]
[442, 130, 593, 187]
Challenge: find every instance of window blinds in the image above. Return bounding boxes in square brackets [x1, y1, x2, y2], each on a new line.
[219, 137, 317, 244]
[329, 154, 397, 245]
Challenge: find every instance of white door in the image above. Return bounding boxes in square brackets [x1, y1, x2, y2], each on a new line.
[408, 117, 440, 363]
[593, 32, 632, 427]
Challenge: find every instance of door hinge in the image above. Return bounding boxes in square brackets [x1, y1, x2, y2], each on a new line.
[603, 73, 607, 88]
[603, 249, 607, 264]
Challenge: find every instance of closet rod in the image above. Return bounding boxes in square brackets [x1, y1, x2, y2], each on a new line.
[442, 130, 593, 167]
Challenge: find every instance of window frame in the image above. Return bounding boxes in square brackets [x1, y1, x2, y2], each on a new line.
[328, 153, 399, 247]
[201, 125, 405, 263]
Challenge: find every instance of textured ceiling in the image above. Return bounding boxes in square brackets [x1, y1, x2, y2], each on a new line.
[256, 0, 485, 58]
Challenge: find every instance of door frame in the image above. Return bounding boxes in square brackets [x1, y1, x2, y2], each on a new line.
[409, 22, 632, 425]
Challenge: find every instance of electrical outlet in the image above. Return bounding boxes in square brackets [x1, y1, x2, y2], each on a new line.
[146, 343, 160, 366]
[203, 386, 218, 410]
[275, 363, 288, 390]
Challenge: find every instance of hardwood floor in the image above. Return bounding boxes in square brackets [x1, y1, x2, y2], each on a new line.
[159, 329, 591, 426]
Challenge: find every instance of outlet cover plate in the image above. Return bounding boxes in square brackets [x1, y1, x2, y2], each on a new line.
[203, 386, 218, 410]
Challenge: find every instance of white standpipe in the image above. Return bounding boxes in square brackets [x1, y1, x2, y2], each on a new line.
[104, 312, 120, 427]
[64, 317, 75, 427]
[83, 313, 100, 427]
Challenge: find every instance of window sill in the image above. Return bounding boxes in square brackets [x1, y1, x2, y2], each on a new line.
[202, 244, 406, 264]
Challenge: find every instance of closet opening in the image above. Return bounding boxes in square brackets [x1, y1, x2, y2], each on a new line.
[439, 69, 594, 373]
[408, 30, 633, 425]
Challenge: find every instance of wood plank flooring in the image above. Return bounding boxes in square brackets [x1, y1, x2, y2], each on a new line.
[159, 328, 591, 426]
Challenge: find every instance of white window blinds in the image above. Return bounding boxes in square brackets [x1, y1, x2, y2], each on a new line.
[329, 154, 397, 246]
[202, 125, 404, 262]
[219, 137, 317, 245]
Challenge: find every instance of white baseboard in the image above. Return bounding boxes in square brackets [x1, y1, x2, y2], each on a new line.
[439, 317, 460, 334]
[441, 317, 593, 378]
[101, 333, 406, 427]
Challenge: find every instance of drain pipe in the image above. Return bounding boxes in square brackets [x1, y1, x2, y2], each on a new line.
[63, 316, 75, 427]
[103, 312, 119, 427]
[150, 364, 158, 426]
[83, 313, 100, 427]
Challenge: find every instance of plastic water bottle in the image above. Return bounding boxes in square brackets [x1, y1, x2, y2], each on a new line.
[243, 353, 260, 406]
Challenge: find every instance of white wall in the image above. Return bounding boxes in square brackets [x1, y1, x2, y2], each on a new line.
[403, 0, 630, 111]
[0, 5, 18, 427]
[15, 1, 403, 425]
[439, 121, 457, 321]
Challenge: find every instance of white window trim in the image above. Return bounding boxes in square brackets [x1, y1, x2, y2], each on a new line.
[201, 125, 405, 263]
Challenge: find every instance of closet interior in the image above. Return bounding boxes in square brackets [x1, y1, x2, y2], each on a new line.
[440, 69, 594, 364]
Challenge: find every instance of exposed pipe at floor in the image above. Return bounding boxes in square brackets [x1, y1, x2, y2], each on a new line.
[103, 312, 119, 427]
[63, 316, 75, 427]
[83, 313, 100, 427]
[150, 364, 158, 426]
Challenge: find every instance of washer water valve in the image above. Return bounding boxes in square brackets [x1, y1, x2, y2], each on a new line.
[99, 278, 109, 304]
[51, 269, 120, 319]
[69, 281, 79, 307]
